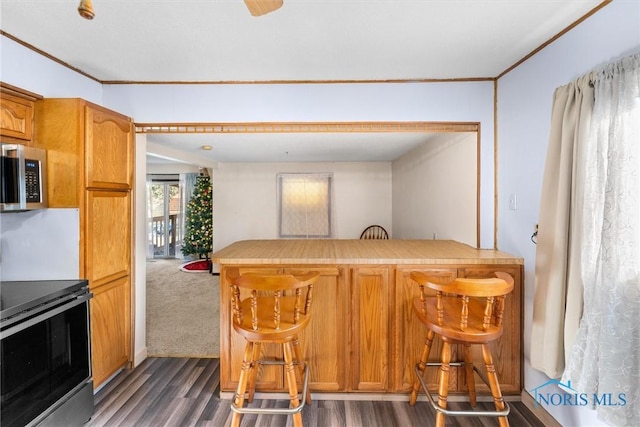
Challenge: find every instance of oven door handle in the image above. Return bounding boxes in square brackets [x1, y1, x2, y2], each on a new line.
[0, 293, 92, 339]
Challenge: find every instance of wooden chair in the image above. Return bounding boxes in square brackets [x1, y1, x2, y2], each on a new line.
[359, 224, 389, 239]
[228, 270, 320, 427]
[408, 271, 515, 427]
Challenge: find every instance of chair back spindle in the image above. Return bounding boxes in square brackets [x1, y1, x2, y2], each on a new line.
[230, 271, 319, 337]
[360, 225, 389, 239]
[409, 271, 514, 340]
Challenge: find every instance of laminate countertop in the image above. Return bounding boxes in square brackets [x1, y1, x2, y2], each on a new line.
[211, 239, 523, 266]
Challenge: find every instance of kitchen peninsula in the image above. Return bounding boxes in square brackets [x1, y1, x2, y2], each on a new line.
[213, 239, 524, 397]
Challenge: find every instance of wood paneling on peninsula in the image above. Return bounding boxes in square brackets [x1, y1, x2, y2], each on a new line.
[213, 239, 524, 395]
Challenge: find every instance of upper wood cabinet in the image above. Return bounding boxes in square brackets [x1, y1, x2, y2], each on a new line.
[85, 106, 134, 190]
[0, 83, 42, 143]
[35, 99, 133, 206]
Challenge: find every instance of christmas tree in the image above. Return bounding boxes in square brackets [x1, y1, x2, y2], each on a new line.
[181, 173, 213, 261]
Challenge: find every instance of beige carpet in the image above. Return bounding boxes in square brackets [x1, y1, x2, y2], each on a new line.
[146, 258, 219, 357]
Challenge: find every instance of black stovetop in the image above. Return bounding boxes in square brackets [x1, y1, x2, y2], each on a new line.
[0, 279, 89, 321]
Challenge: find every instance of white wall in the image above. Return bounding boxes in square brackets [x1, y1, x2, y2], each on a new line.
[212, 161, 392, 257]
[146, 163, 202, 175]
[0, 209, 80, 280]
[133, 134, 147, 366]
[392, 132, 477, 246]
[497, 1, 640, 426]
[103, 81, 497, 249]
[0, 36, 102, 103]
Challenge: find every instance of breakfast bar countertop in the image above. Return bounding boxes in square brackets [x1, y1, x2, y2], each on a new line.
[211, 239, 523, 265]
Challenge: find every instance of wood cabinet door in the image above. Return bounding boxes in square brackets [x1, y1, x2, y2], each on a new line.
[84, 105, 133, 190]
[0, 93, 34, 142]
[221, 266, 284, 392]
[286, 266, 348, 391]
[84, 190, 131, 287]
[392, 267, 458, 392]
[457, 265, 523, 394]
[350, 266, 392, 391]
[90, 276, 131, 387]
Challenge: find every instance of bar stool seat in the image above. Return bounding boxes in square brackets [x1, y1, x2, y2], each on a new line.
[229, 270, 320, 427]
[408, 271, 515, 427]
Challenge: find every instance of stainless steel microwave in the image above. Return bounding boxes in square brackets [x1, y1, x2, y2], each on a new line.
[1, 143, 48, 212]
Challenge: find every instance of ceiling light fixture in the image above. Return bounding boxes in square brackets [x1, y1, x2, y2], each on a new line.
[201, 145, 213, 151]
[78, 0, 95, 20]
[243, 0, 283, 16]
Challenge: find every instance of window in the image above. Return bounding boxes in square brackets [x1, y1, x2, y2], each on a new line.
[277, 173, 333, 238]
[147, 174, 182, 258]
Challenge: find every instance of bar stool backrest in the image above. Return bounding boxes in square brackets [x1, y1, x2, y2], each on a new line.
[230, 271, 320, 334]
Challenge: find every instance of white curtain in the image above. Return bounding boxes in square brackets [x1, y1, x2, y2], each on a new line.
[561, 54, 640, 426]
[277, 173, 334, 238]
[531, 74, 594, 379]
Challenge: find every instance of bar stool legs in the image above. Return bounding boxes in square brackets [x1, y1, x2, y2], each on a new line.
[482, 344, 509, 427]
[292, 336, 311, 405]
[410, 342, 511, 427]
[229, 271, 317, 427]
[435, 341, 451, 427]
[408, 271, 514, 426]
[230, 339, 310, 427]
[283, 341, 303, 427]
[231, 342, 255, 427]
[463, 343, 477, 407]
[409, 329, 435, 405]
[246, 343, 262, 403]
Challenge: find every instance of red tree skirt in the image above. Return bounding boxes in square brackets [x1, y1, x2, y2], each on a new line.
[179, 259, 211, 273]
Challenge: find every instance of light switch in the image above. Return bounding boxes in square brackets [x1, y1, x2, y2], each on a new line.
[509, 193, 517, 210]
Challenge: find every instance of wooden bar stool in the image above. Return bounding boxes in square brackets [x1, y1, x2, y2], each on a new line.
[408, 271, 514, 427]
[228, 270, 320, 427]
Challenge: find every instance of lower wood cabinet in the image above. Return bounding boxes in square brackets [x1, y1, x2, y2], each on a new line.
[393, 267, 458, 392]
[221, 266, 349, 392]
[90, 276, 131, 386]
[393, 265, 522, 394]
[219, 263, 523, 395]
[290, 267, 348, 391]
[350, 266, 392, 391]
[457, 265, 523, 394]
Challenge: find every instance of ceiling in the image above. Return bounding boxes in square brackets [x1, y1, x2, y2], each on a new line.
[145, 130, 462, 163]
[0, 0, 606, 163]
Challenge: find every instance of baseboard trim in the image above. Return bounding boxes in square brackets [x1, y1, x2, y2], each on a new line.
[134, 347, 148, 367]
[521, 390, 562, 427]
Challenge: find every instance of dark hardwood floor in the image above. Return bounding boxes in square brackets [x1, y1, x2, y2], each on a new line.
[87, 357, 546, 427]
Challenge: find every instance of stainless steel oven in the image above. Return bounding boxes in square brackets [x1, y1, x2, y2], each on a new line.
[0, 280, 94, 426]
